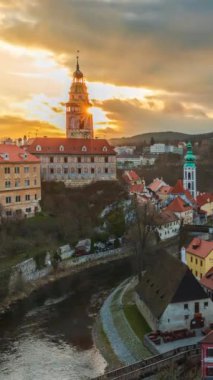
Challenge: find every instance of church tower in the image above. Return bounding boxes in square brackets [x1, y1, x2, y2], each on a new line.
[66, 55, 93, 139]
[183, 142, 197, 199]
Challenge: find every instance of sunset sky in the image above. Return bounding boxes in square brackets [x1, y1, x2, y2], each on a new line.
[0, 0, 213, 139]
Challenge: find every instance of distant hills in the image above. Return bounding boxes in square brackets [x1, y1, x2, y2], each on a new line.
[109, 131, 213, 146]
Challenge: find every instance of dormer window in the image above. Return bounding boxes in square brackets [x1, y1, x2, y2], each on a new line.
[36, 145, 42, 152]
[103, 146, 108, 152]
[82, 145, 87, 152]
[0, 153, 9, 160]
[59, 145, 64, 152]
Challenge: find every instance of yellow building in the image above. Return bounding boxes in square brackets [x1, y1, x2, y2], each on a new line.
[186, 238, 213, 280]
[0, 144, 41, 218]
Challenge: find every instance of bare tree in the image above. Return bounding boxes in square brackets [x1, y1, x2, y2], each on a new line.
[127, 195, 157, 281]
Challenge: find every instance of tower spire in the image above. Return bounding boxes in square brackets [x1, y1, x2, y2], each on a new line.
[76, 50, 80, 71]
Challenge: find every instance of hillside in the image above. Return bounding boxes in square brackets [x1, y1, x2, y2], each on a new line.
[110, 131, 213, 146]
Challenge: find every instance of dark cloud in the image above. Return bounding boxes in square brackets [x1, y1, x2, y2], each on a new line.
[98, 98, 213, 136]
[1, 0, 213, 95]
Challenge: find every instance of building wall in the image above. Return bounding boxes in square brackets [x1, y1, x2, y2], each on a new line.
[37, 154, 116, 184]
[186, 250, 213, 279]
[157, 220, 181, 240]
[159, 298, 213, 331]
[200, 202, 213, 217]
[135, 292, 213, 332]
[134, 292, 157, 330]
[201, 341, 213, 379]
[174, 209, 193, 224]
[0, 162, 41, 217]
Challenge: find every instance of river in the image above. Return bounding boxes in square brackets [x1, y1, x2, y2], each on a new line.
[0, 258, 133, 380]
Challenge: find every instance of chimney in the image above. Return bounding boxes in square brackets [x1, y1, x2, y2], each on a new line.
[181, 246, 186, 264]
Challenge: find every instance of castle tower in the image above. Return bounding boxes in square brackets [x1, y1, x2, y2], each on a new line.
[183, 142, 197, 199]
[66, 55, 93, 139]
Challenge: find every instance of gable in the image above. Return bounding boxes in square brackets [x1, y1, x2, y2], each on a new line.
[171, 268, 208, 303]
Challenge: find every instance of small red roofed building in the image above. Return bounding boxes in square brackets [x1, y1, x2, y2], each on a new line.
[201, 267, 213, 301]
[0, 144, 41, 218]
[164, 196, 193, 224]
[153, 210, 181, 240]
[197, 193, 213, 217]
[186, 238, 213, 280]
[156, 185, 173, 201]
[148, 177, 168, 194]
[201, 331, 213, 379]
[122, 170, 141, 186]
[26, 56, 116, 186]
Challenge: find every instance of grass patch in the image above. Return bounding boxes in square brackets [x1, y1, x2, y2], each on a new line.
[124, 304, 151, 341]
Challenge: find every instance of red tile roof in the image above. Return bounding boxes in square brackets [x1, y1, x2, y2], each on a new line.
[0, 144, 39, 163]
[26, 137, 115, 155]
[197, 193, 213, 207]
[122, 170, 140, 183]
[187, 238, 213, 258]
[170, 179, 195, 204]
[165, 196, 192, 213]
[129, 184, 144, 194]
[201, 330, 213, 344]
[154, 210, 179, 225]
[200, 267, 213, 291]
[148, 178, 167, 192]
[170, 179, 185, 194]
[157, 185, 172, 195]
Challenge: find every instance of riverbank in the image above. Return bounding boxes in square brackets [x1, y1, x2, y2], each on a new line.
[0, 249, 133, 317]
[93, 276, 152, 371]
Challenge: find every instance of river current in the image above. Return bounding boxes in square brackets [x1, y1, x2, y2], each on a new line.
[0, 258, 133, 380]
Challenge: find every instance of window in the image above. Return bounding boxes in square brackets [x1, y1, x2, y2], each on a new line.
[78, 168, 81, 174]
[200, 260, 203, 266]
[50, 168, 54, 174]
[6, 196, 11, 204]
[104, 157, 108, 163]
[105, 168, 108, 174]
[195, 271, 198, 277]
[15, 196, 21, 203]
[24, 167, 29, 173]
[206, 367, 213, 376]
[207, 348, 213, 357]
[4, 167, 10, 174]
[35, 194, 37, 200]
[91, 168, 95, 174]
[78, 157, 81, 163]
[50, 157, 54, 163]
[33, 167, 37, 173]
[204, 301, 208, 308]
[5, 181, 11, 188]
[102, 146, 108, 152]
[34, 179, 37, 186]
[24, 179, 30, 187]
[91, 157, 94, 163]
[6, 210, 12, 216]
[36, 145, 41, 152]
[195, 258, 198, 264]
[59, 145, 64, 152]
[15, 180, 20, 187]
[26, 208, 31, 213]
[25, 194, 30, 201]
[184, 303, 188, 310]
[14, 167, 20, 174]
[82, 146, 87, 152]
[64, 157, 68, 163]
[64, 168, 68, 174]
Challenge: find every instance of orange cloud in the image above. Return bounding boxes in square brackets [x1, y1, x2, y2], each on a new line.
[0, 115, 65, 139]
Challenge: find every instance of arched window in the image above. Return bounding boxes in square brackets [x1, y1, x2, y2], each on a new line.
[102, 146, 108, 152]
[82, 145, 87, 152]
[36, 145, 42, 152]
[59, 145, 64, 152]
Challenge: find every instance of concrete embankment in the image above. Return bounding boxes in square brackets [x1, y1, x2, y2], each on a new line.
[0, 249, 133, 316]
